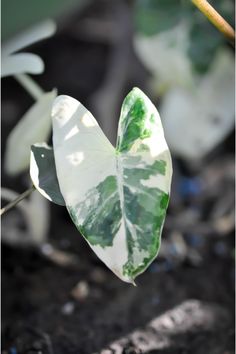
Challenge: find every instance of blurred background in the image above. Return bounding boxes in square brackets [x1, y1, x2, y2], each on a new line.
[1, 0, 235, 353]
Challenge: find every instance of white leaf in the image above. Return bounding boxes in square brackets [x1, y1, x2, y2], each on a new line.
[2, 19, 56, 56]
[1, 53, 44, 78]
[1, 19, 56, 78]
[27, 191, 50, 244]
[161, 49, 235, 160]
[134, 23, 193, 94]
[5, 89, 57, 176]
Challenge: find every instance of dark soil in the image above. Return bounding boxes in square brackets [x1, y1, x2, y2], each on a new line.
[2, 1, 235, 353]
[1, 220, 235, 354]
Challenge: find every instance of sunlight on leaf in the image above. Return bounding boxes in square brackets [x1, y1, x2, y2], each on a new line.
[31, 88, 172, 283]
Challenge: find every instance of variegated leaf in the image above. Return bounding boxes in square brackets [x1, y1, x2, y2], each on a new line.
[52, 88, 172, 283]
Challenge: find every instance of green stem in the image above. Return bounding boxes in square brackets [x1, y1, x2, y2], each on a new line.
[191, 0, 235, 45]
[1, 185, 36, 216]
[14, 74, 44, 100]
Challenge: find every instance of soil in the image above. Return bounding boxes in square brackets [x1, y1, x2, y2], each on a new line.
[1, 1, 235, 353]
[1, 220, 235, 354]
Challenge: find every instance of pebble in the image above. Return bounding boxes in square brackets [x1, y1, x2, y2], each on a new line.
[61, 301, 75, 315]
[40, 243, 53, 256]
[71, 281, 89, 301]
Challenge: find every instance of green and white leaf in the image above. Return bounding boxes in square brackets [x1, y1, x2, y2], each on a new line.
[30, 143, 65, 205]
[51, 88, 172, 283]
[5, 89, 57, 176]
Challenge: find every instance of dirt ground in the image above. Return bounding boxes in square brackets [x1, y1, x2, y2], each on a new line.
[1, 1, 235, 353]
[1, 226, 235, 353]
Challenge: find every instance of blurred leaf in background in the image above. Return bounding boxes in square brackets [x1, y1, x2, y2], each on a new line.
[134, 0, 235, 160]
[5, 89, 57, 176]
[1, 188, 50, 246]
[134, 0, 190, 36]
[187, 0, 234, 73]
[134, 23, 194, 94]
[2, 20, 56, 77]
[134, 0, 234, 74]
[160, 49, 235, 160]
[2, 0, 91, 41]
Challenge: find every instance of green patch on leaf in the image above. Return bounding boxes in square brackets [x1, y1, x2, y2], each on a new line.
[68, 176, 122, 248]
[117, 94, 151, 152]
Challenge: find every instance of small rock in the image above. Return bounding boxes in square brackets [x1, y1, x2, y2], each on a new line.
[71, 281, 89, 301]
[61, 301, 75, 315]
[41, 243, 53, 256]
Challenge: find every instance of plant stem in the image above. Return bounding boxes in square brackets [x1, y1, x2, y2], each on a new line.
[191, 0, 235, 44]
[1, 185, 35, 216]
[14, 74, 44, 100]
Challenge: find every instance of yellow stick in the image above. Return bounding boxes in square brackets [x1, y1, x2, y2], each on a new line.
[191, 0, 235, 43]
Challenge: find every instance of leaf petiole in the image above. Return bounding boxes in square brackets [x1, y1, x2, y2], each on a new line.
[1, 185, 36, 216]
[14, 74, 45, 100]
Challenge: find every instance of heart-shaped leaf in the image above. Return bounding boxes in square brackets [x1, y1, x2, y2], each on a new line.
[51, 88, 172, 283]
